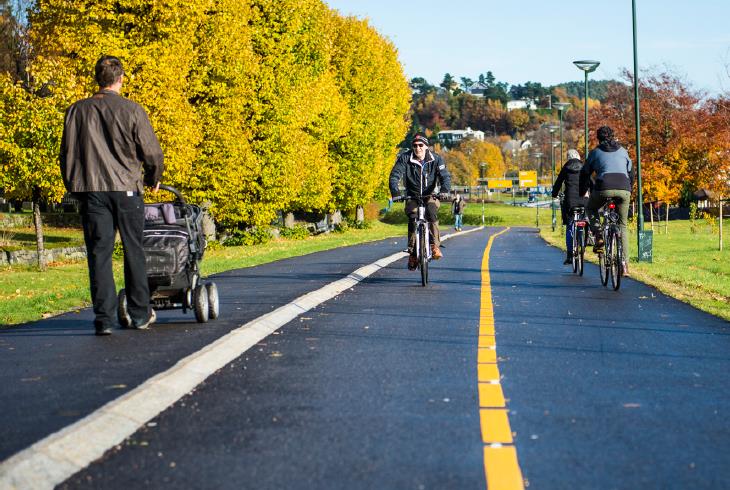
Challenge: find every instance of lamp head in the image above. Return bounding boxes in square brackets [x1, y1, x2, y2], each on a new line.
[553, 102, 571, 111]
[573, 60, 600, 73]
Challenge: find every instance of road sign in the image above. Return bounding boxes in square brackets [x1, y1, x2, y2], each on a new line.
[519, 171, 537, 188]
[487, 179, 512, 189]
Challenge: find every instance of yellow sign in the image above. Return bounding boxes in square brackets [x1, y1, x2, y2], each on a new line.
[519, 171, 537, 188]
[488, 179, 513, 189]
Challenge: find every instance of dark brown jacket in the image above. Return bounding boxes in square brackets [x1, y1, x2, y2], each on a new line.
[60, 89, 164, 193]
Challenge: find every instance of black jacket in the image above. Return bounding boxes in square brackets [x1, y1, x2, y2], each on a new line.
[60, 89, 164, 193]
[389, 149, 451, 198]
[553, 158, 587, 223]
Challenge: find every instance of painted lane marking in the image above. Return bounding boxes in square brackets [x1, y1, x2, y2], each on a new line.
[0, 227, 484, 490]
[478, 227, 524, 490]
[480, 409, 513, 443]
[483, 446, 524, 490]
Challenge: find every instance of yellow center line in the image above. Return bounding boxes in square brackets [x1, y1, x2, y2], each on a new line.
[478, 227, 524, 490]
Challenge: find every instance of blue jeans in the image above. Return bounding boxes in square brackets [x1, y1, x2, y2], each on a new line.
[565, 217, 574, 253]
[454, 214, 463, 229]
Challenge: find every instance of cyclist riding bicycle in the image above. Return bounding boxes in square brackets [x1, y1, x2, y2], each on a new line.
[552, 148, 587, 265]
[389, 133, 451, 270]
[579, 126, 634, 276]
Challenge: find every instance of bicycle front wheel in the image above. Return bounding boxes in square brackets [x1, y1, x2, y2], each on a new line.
[419, 226, 429, 286]
[610, 231, 622, 291]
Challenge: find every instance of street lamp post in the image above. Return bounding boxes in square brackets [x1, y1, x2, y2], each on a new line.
[548, 125, 559, 231]
[533, 152, 543, 227]
[632, 0, 648, 262]
[480, 163, 487, 225]
[573, 60, 600, 159]
[553, 102, 571, 166]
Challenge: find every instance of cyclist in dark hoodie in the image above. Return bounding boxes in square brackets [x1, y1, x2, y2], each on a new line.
[553, 149, 587, 264]
[579, 126, 634, 275]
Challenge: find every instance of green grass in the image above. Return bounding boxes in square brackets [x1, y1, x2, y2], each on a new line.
[0, 226, 85, 252]
[0, 220, 407, 326]
[540, 218, 730, 321]
[5, 198, 725, 326]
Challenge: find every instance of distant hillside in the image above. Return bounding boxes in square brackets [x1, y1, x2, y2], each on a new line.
[551, 80, 626, 102]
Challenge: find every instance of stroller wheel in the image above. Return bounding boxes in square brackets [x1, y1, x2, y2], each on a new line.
[206, 282, 220, 320]
[183, 287, 193, 311]
[117, 289, 132, 328]
[193, 284, 209, 323]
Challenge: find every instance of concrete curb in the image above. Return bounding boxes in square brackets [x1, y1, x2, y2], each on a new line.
[0, 226, 485, 489]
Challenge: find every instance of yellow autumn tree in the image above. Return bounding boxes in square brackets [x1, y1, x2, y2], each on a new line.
[330, 14, 411, 213]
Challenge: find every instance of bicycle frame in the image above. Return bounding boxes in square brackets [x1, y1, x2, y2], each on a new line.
[413, 200, 432, 263]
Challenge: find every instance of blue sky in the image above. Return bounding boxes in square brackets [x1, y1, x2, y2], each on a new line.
[325, 0, 730, 95]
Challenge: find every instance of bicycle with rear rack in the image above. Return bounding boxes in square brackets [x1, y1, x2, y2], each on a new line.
[597, 197, 624, 291]
[392, 193, 443, 287]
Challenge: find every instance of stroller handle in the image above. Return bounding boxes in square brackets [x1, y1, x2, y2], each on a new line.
[158, 184, 186, 204]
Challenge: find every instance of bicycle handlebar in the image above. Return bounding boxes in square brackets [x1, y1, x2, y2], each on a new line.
[392, 193, 448, 203]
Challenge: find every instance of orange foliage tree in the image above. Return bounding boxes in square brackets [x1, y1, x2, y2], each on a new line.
[589, 70, 729, 207]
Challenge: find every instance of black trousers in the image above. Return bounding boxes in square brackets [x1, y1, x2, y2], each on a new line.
[79, 192, 150, 328]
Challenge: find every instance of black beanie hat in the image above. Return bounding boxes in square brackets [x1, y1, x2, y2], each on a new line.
[412, 133, 429, 145]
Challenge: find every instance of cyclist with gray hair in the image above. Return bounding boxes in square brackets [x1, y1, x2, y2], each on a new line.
[552, 149, 587, 264]
[579, 126, 634, 275]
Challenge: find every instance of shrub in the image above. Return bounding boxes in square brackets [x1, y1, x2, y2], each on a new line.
[222, 227, 272, 247]
[279, 224, 310, 240]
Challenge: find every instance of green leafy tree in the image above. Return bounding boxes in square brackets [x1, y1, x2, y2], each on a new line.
[0, 74, 64, 268]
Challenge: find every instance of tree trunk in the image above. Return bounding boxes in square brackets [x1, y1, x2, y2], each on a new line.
[649, 203, 654, 231]
[664, 202, 669, 235]
[32, 190, 46, 271]
[720, 196, 724, 251]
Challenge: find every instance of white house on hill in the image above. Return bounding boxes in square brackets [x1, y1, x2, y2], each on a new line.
[437, 127, 485, 147]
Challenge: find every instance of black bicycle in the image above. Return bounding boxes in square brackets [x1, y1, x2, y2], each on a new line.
[569, 205, 589, 276]
[597, 198, 624, 291]
[393, 194, 441, 286]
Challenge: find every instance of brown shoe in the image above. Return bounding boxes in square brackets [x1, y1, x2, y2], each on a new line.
[431, 245, 443, 260]
[593, 237, 604, 254]
[408, 255, 418, 270]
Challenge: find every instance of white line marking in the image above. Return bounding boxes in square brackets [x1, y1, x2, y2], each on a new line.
[0, 226, 484, 489]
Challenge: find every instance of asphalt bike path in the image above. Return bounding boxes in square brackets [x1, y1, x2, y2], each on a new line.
[491, 228, 730, 489]
[59, 228, 498, 489]
[0, 237, 414, 462]
[4, 226, 729, 489]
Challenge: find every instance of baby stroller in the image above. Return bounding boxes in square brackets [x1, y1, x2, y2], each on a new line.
[117, 184, 219, 325]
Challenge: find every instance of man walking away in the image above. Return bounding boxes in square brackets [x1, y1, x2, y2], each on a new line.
[60, 55, 165, 335]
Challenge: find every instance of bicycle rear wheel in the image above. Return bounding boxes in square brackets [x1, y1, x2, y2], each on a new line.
[610, 231, 622, 291]
[571, 224, 578, 273]
[419, 226, 428, 286]
[577, 227, 585, 276]
[599, 232, 609, 287]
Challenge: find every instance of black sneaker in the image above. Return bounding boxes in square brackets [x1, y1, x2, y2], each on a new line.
[95, 325, 112, 336]
[134, 309, 157, 330]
